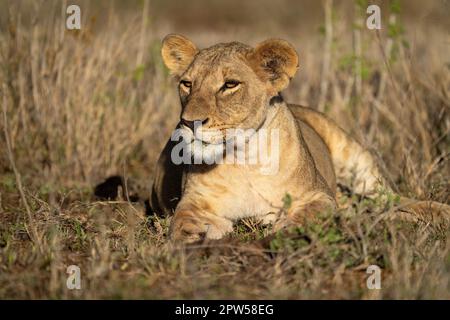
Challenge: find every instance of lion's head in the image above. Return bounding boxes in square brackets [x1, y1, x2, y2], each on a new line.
[161, 34, 299, 163]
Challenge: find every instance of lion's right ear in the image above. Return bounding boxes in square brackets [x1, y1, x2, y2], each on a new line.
[161, 34, 198, 76]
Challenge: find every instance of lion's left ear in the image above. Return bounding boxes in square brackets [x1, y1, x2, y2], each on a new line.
[248, 39, 299, 94]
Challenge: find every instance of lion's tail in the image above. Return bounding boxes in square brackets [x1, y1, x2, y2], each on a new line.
[390, 197, 450, 226]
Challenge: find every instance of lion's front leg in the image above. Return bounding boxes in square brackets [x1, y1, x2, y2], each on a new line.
[273, 191, 336, 231]
[169, 202, 233, 243]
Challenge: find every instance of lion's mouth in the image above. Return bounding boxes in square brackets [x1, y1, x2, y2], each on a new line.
[181, 127, 227, 146]
[190, 138, 223, 146]
[180, 123, 263, 148]
[185, 135, 225, 146]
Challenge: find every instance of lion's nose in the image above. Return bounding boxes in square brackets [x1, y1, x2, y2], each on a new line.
[180, 118, 209, 132]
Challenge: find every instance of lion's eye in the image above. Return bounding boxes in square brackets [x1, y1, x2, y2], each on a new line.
[180, 80, 192, 88]
[223, 81, 240, 90]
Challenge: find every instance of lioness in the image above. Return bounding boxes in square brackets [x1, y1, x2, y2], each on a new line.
[151, 34, 448, 243]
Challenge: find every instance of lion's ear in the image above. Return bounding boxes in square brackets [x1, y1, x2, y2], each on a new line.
[161, 34, 198, 76]
[248, 39, 299, 93]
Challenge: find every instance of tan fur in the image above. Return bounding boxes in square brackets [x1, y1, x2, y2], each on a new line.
[161, 34, 198, 76]
[288, 105, 390, 195]
[152, 35, 449, 243]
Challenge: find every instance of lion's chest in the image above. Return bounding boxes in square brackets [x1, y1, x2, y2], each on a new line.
[217, 187, 276, 220]
[187, 165, 285, 221]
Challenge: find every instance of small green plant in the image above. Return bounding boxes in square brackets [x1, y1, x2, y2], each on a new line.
[282, 193, 292, 210]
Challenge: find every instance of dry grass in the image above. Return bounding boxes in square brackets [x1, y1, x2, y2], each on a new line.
[0, 0, 449, 299]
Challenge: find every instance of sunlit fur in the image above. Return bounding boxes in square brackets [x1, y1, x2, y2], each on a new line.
[152, 34, 450, 243]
